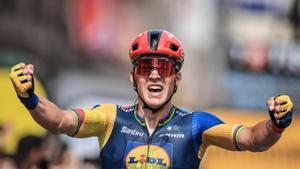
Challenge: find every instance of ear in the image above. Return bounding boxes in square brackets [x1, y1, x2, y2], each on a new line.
[129, 68, 134, 85]
[175, 72, 182, 86]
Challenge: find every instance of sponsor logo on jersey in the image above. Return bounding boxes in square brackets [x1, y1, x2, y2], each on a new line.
[159, 133, 185, 139]
[121, 126, 144, 137]
[123, 141, 173, 169]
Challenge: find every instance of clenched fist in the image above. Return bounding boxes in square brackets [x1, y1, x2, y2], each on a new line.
[10, 63, 34, 98]
[267, 95, 293, 130]
[10, 63, 38, 110]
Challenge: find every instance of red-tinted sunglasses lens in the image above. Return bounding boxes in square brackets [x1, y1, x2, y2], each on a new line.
[135, 58, 175, 78]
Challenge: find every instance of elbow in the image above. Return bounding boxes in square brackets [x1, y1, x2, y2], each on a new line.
[56, 112, 75, 135]
[41, 115, 69, 134]
[55, 120, 67, 134]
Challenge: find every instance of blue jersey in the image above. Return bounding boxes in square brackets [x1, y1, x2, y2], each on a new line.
[71, 104, 241, 169]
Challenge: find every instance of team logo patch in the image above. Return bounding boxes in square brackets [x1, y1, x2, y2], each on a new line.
[123, 141, 172, 169]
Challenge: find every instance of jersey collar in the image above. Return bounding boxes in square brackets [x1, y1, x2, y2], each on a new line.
[134, 105, 176, 128]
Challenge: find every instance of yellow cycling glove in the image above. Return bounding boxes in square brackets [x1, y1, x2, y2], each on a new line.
[268, 95, 293, 132]
[10, 63, 38, 110]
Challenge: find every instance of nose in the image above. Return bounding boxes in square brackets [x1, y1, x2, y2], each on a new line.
[148, 69, 162, 80]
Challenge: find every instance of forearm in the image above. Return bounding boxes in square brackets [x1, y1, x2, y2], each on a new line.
[29, 97, 75, 134]
[239, 120, 281, 152]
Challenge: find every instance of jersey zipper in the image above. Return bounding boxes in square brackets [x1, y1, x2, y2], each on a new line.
[145, 126, 157, 169]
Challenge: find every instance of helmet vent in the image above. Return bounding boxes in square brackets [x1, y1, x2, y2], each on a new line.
[148, 30, 162, 51]
[151, 39, 158, 50]
[169, 44, 178, 52]
[132, 43, 139, 51]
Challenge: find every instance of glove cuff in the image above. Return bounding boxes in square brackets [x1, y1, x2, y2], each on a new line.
[19, 93, 39, 110]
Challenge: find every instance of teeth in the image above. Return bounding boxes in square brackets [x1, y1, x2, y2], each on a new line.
[148, 85, 163, 92]
[150, 86, 161, 90]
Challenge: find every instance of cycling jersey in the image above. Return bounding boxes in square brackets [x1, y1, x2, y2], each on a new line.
[70, 104, 242, 169]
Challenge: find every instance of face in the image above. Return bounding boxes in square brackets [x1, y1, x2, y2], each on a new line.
[130, 57, 182, 108]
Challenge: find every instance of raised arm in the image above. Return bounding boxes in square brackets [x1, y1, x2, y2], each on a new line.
[198, 95, 293, 159]
[10, 63, 76, 135]
[30, 97, 76, 135]
[237, 95, 293, 151]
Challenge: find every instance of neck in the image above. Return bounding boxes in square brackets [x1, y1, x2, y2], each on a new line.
[137, 101, 173, 131]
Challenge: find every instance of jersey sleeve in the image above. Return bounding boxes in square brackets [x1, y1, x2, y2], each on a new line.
[192, 112, 244, 159]
[69, 104, 117, 141]
[192, 112, 224, 158]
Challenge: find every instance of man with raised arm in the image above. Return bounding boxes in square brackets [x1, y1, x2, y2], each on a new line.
[10, 30, 293, 169]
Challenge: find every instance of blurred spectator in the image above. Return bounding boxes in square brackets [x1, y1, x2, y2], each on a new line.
[0, 123, 16, 169]
[43, 134, 81, 169]
[14, 135, 47, 169]
[0, 152, 16, 169]
[0, 123, 12, 152]
[3, 126, 99, 169]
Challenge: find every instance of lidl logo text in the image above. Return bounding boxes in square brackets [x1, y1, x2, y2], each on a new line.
[128, 156, 167, 166]
[125, 144, 171, 169]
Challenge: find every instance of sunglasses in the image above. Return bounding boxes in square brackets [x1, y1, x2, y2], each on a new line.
[134, 57, 176, 78]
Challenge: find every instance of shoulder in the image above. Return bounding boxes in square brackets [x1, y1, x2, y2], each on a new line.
[87, 104, 135, 118]
[90, 103, 117, 110]
[192, 111, 222, 122]
[174, 107, 222, 122]
[192, 111, 223, 124]
[191, 111, 224, 132]
[174, 106, 192, 116]
[86, 104, 118, 115]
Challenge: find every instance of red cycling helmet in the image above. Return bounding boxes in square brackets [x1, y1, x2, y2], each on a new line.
[129, 29, 184, 71]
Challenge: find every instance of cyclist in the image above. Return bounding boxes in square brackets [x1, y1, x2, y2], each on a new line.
[10, 29, 293, 169]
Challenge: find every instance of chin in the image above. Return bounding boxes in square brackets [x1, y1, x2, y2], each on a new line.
[144, 97, 167, 108]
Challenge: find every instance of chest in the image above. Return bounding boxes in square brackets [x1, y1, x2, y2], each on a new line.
[100, 112, 200, 169]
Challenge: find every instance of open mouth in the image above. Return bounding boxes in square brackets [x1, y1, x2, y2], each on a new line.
[148, 84, 163, 93]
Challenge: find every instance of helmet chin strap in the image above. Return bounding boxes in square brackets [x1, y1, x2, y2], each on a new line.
[133, 71, 177, 113]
